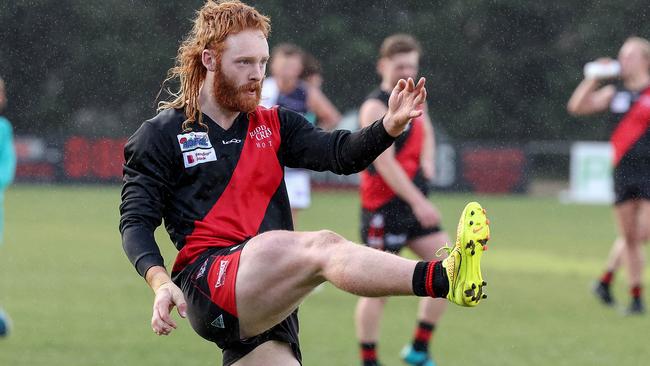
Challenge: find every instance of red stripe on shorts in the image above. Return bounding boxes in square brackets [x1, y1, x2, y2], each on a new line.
[206, 250, 242, 317]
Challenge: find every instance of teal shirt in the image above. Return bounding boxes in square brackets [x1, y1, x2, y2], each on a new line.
[0, 116, 15, 189]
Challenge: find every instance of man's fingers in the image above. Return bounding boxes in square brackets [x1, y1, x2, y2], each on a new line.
[415, 87, 427, 105]
[151, 315, 172, 335]
[155, 301, 178, 329]
[405, 77, 415, 92]
[154, 305, 177, 329]
[151, 307, 175, 336]
[394, 78, 406, 92]
[149, 282, 187, 336]
[177, 301, 188, 318]
[415, 77, 426, 91]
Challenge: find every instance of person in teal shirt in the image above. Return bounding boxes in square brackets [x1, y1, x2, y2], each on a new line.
[0, 77, 15, 245]
[0, 76, 15, 337]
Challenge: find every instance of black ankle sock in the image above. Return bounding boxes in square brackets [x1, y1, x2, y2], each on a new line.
[413, 261, 449, 298]
[433, 261, 449, 297]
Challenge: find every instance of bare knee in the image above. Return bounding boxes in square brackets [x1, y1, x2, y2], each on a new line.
[298, 229, 347, 254]
[306, 229, 346, 247]
[637, 227, 650, 243]
[623, 233, 641, 247]
[252, 230, 347, 269]
[298, 230, 348, 273]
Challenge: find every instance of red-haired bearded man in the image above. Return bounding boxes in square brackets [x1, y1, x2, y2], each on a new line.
[119, 1, 489, 365]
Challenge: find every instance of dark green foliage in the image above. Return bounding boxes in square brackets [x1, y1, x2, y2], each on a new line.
[0, 1, 648, 140]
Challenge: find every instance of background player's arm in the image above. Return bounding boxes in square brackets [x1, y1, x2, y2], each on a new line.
[420, 105, 435, 180]
[306, 85, 341, 130]
[567, 78, 616, 116]
[359, 99, 439, 228]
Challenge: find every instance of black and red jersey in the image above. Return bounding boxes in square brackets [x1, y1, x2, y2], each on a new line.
[120, 106, 394, 276]
[360, 89, 426, 210]
[609, 85, 650, 166]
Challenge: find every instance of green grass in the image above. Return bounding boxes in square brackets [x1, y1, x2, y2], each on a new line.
[0, 185, 648, 365]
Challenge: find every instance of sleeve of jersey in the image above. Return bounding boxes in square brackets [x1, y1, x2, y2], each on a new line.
[119, 121, 174, 277]
[280, 109, 395, 174]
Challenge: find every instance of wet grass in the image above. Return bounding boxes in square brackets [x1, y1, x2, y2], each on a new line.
[0, 186, 647, 365]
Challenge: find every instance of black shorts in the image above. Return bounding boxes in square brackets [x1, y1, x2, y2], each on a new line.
[361, 198, 442, 253]
[614, 157, 650, 204]
[172, 243, 302, 365]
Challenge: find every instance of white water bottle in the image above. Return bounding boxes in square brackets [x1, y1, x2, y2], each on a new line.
[584, 60, 621, 79]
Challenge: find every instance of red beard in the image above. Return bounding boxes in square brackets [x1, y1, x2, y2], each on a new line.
[213, 66, 262, 113]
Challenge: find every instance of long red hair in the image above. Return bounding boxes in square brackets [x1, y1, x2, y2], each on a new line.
[158, 0, 271, 131]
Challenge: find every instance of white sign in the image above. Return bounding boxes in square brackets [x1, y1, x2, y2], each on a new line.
[567, 142, 613, 204]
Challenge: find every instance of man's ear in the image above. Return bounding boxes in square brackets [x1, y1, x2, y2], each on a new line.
[202, 50, 217, 72]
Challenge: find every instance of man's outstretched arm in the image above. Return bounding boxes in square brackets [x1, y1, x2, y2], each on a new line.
[282, 77, 427, 174]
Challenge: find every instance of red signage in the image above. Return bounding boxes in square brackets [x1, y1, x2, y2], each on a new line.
[64, 136, 127, 181]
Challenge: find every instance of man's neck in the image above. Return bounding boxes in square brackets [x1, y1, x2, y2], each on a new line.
[199, 83, 240, 130]
[624, 73, 650, 92]
[202, 103, 240, 131]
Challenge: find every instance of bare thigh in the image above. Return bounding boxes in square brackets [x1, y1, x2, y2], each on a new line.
[231, 341, 300, 366]
[235, 230, 329, 338]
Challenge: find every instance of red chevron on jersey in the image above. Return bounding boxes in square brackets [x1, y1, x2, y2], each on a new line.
[611, 88, 650, 166]
[173, 107, 283, 272]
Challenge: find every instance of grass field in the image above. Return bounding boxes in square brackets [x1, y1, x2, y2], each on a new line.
[0, 185, 648, 365]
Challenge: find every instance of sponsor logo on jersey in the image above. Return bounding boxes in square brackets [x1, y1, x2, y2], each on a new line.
[250, 124, 274, 149]
[249, 125, 272, 141]
[222, 138, 242, 145]
[183, 148, 217, 168]
[215, 260, 229, 288]
[177, 132, 212, 152]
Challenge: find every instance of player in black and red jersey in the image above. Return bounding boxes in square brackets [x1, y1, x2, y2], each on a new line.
[355, 34, 451, 366]
[568, 36, 650, 315]
[119, 1, 488, 365]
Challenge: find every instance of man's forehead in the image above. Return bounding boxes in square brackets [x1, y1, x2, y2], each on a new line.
[223, 30, 269, 56]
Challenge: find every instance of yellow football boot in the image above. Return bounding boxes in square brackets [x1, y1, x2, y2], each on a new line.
[439, 202, 490, 307]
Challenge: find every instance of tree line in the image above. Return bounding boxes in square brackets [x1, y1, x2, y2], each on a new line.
[1, 0, 648, 142]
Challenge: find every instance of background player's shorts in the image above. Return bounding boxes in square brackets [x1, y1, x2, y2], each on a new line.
[173, 243, 302, 365]
[285, 168, 311, 209]
[360, 198, 441, 253]
[614, 158, 650, 204]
